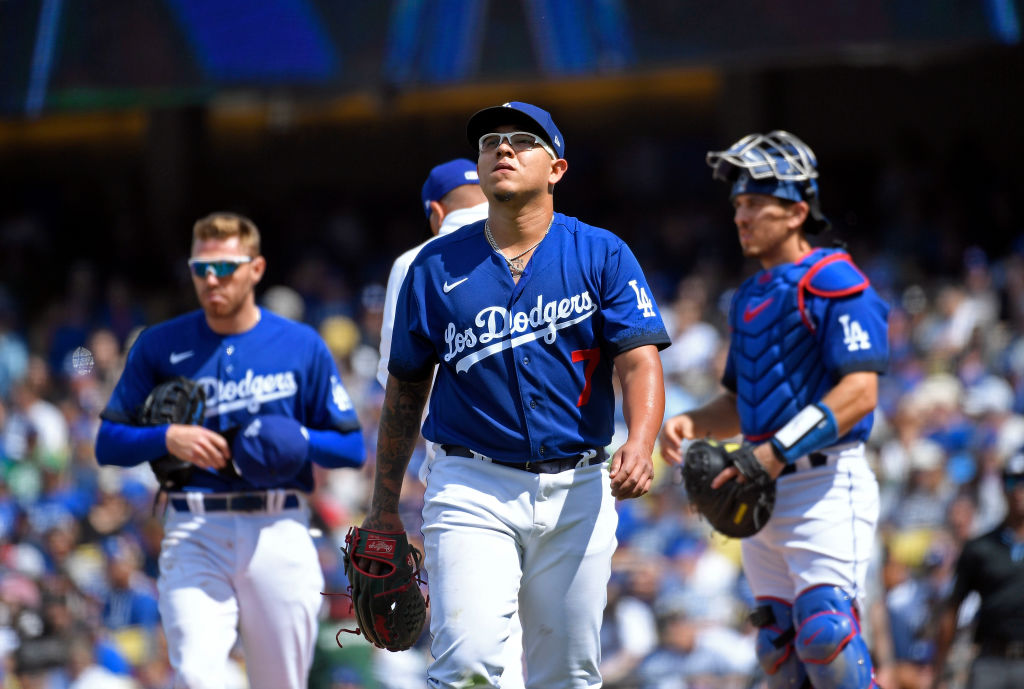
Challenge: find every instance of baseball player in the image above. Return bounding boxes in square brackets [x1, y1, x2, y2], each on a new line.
[659, 131, 890, 689]
[94, 212, 365, 689]
[363, 101, 671, 688]
[377, 158, 488, 390]
[378, 158, 528, 687]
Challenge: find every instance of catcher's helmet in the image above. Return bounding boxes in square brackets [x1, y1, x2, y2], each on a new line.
[706, 130, 830, 233]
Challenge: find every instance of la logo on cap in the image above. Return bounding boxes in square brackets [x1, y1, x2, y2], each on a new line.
[465, 171, 478, 180]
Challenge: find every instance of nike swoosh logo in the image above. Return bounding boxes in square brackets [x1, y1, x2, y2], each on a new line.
[443, 277, 469, 293]
[743, 297, 774, 323]
[169, 351, 195, 364]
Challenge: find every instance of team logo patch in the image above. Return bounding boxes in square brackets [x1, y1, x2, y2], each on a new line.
[628, 280, 656, 318]
[743, 297, 774, 323]
[839, 314, 871, 351]
[243, 418, 262, 438]
[331, 375, 353, 412]
[366, 535, 396, 555]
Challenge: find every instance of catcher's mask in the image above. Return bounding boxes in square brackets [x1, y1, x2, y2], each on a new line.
[706, 130, 830, 233]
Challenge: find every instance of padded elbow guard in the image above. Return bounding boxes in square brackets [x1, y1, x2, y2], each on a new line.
[794, 586, 876, 689]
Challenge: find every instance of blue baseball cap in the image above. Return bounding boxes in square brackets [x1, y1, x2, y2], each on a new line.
[466, 101, 565, 159]
[730, 170, 818, 205]
[420, 158, 480, 219]
[232, 415, 309, 488]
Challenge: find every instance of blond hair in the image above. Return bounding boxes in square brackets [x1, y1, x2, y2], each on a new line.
[192, 212, 261, 255]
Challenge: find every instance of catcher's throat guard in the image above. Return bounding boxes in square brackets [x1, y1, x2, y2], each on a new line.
[681, 439, 776, 538]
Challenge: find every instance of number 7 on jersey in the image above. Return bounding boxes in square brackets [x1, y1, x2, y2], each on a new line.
[572, 348, 601, 406]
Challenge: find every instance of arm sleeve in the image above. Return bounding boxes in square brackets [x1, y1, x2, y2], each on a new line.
[302, 336, 365, 468]
[598, 240, 671, 355]
[816, 287, 890, 378]
[388, 259, 440, 381]
[95, 419, 169, 467]
[306, 338, 362, 434]
[306, 426, 365, 468]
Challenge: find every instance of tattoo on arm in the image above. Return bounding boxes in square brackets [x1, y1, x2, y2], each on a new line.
[368, 376, 431, 527]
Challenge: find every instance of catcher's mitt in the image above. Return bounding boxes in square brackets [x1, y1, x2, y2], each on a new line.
[340, 526, 427, 652]
[680, 439, 776, 538]
[138, 377, 206, 491]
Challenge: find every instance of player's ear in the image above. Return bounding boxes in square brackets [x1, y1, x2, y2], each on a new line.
[250, 255, 267, 284]
[548, 158, 568, 190]
[428, 200, 445, 236]
[788, 201, 810, 229]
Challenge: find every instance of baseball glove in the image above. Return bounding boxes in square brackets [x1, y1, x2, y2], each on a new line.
[137, 377, 206, 491]
[340, 526, 427, 652]
[680, 439, 776, 538]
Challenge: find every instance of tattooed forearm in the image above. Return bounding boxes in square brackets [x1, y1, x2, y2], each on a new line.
[366, 374, 432, 528]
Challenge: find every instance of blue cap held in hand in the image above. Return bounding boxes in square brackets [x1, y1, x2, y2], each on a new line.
[232, 415, 309, 488]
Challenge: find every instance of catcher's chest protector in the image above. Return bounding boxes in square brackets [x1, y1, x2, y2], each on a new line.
[730, 255, 833, 438]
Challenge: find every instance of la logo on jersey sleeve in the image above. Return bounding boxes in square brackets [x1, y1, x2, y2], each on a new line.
[331, 375, 353, 412]
[628, 280, 656, 318]
[839, 314, 871, 352]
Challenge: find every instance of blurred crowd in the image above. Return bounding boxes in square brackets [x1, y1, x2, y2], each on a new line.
[2, 234, 1022, 689]
[1, 142, 1022, 688]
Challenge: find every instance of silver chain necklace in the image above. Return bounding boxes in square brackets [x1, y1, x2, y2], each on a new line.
[484, 220, 550, 277]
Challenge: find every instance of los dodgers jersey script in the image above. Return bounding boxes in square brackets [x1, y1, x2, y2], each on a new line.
[389, 212, 671, 462]
[101, 308, 360, 492]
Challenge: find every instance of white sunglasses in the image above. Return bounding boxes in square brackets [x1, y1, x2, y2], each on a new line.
[478, 131, 555, 159]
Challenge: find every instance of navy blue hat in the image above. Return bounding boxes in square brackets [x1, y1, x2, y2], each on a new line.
[730, 171, 816, 205]
[466, 101, 565, 159]
[232, 415, 309, 488]
[420, 158, 480, 219]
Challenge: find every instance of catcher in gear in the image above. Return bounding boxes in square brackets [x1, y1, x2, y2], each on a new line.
[659, 131, 889, 689]
[341, 527, 427, 652]
[680, 439, 775, 538]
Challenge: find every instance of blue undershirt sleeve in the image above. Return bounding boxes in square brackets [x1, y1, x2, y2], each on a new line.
[305, 427, 365, 469]
[95, 420, 169, 467]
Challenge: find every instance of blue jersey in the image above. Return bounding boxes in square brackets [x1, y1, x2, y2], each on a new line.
[100, 308, 361, 492]
[388, 212, 670, 462]
[722, 248, 890, 444]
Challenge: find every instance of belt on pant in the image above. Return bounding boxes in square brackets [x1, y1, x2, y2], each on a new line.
[440, 444, 607, 474]
[979, 639, 1024, 659]
[169, 491, 302, 513]
[779, 452, 834, 477]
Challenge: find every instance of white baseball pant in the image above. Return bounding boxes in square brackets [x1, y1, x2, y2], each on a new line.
[421, 446, 618, 688]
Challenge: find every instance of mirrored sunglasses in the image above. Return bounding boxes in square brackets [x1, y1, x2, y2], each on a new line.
[478, 131, 555, 158]
[187, 256, 253, 278]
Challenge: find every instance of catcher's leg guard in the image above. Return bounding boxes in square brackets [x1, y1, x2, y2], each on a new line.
[793, 585, 876, 689]
[751, 598, 809, 689]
